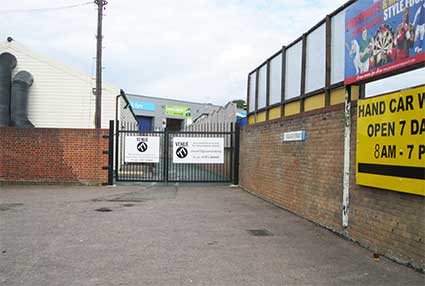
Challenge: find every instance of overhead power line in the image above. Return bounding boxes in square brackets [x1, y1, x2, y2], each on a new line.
[0, 2, 93, 14]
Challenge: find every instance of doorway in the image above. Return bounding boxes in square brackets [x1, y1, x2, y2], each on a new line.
[137, 116, 153, 132]
[166, 118, 183, 131]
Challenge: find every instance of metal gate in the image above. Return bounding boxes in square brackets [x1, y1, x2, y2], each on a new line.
[108, 120, 240, 184]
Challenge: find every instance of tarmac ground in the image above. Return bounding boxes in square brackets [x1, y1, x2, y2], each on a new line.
[0, 183, 423, 286]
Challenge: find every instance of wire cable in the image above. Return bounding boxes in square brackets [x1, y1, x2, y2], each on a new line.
[0, 2, 93, 14]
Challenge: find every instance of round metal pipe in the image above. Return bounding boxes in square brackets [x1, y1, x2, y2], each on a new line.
[11, 71, 34, 128]
[0, 52, 17, 127]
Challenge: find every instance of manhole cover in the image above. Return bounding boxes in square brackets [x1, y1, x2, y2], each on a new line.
[95, 207, 112, 212]
[247, 229, 274, 237]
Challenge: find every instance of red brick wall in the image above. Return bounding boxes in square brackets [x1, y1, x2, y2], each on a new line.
[0, 128, 109, 185]
[239, 104, 425, 271]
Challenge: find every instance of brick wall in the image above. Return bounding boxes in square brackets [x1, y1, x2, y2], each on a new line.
[0, 128, 109, 185]
[239, 104, 425, 271]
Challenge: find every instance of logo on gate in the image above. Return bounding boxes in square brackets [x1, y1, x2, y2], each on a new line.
[176, 147, 188, 159]
[137, 142, 148, 153]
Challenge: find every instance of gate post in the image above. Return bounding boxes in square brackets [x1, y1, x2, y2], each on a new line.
[115, 119, 120, 181]
[108, 120, 114, 185]
[233, 123, 241, 185]
[163, 127, 169, 184]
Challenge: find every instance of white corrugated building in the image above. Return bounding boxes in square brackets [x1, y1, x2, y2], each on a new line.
[0, 39, 136, 129]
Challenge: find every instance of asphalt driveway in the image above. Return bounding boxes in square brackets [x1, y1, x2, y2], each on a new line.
[0, 184, 423, 286]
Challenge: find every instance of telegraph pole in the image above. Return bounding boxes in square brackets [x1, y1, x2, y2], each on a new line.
[95, 0, 108, 128]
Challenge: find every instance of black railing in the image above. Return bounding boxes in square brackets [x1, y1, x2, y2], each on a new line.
[108, 120, 240, 184]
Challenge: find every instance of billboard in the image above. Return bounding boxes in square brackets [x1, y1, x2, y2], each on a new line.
[165, 105, 191, 117]
[356, 85, 425, 196]
[345, 0, 425, 84]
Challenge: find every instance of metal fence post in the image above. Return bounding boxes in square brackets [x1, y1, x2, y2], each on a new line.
[164, 127, 169, 184]
[230, 122, 234, 182]
[233, 123, 241, 185]
[108, 120, 115, 185]
[115, 119, 120, 181]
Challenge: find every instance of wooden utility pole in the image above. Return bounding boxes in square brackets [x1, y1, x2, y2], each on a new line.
[95, 0, 107, 128]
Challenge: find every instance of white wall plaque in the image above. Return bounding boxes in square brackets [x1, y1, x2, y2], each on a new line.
[281, 131, 306, 142]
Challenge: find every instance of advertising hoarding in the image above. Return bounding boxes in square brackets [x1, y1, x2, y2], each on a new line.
[356, 85, 425, 196]
[345, 0, 425, 84]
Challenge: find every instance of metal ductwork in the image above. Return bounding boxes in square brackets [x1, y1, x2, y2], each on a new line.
[0, 52, 17, 127]
[10, 71, 34, 128]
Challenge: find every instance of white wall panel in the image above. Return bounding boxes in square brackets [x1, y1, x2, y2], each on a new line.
[269, 53, 282, 105]
[306, 24, 326, 92]
[285, 41, 303, 100]
[366, 68, 425, 97]
[248, 72, 256, 112]
[331, 9, 346, 84]
[257, 65, 267, 109]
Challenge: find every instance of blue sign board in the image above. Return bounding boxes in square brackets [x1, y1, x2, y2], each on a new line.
[236, 111, 247, 118]
[345, 0, 424, 84]
[129, 100, 156, 112]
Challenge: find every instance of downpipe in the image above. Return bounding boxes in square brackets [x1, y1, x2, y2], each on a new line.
[0, 52, 17, 127]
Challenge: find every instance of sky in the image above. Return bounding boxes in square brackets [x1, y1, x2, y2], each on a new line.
[0, 0, 423, 106]
[0, 0, 350, 105]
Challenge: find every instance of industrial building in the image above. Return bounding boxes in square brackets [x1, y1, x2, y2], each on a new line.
[192, 101, 247, 127]
[0, 39, 245, 132]
[126, 94, 220, 131]
[0, 39, 136, 129]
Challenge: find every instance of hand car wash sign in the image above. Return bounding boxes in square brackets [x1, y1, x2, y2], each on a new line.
[345, 0, 425, 84]
[356, 85, 425, 196]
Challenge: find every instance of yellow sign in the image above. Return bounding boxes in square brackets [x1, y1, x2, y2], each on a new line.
[356, 85, 425, 196]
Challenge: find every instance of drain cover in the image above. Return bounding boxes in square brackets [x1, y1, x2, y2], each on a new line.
[123, 204, 135, 207]
[247, 229, 273, 237]
[95, 207, 112, 212]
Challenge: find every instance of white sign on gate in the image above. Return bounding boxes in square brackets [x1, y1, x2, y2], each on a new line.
[125, 136, 160, 163]
[173, 137, 224, 164]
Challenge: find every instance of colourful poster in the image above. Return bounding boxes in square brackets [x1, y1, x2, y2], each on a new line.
[345, 0, 425, 84]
